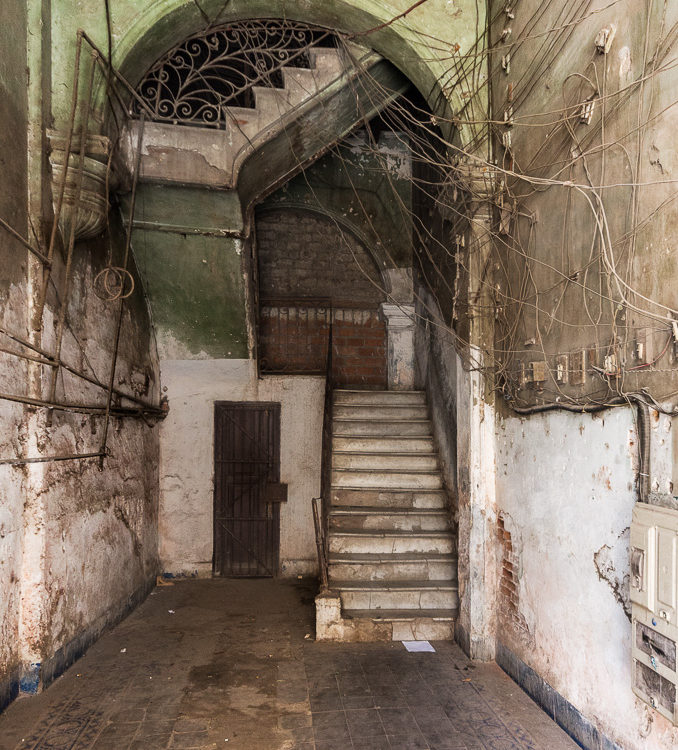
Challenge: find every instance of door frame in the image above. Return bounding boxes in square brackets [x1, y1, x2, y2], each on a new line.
[212, 400, 282, 577]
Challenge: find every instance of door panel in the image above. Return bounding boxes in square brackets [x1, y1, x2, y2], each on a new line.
[213, 402, 281, 577]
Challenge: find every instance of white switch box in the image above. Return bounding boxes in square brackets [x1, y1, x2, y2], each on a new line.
[631, 502, 678, 723]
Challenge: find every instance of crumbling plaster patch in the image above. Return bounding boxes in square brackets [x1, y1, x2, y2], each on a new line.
[496, 407, 678, 750]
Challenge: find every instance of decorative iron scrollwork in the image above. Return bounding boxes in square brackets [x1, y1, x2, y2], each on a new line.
[132, 19, 336, 129]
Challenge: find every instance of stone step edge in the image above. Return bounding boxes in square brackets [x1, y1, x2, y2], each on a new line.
[334, 389, 425, 394]
[329, 530, 453, 538]
[333, 417, 430, 423]
[332, 581, 458, 591]
[342, 609, 458, 622]
[329, 551, 456, 561]
[332, 451, 439, 457]
[330, 506, 449, 515]
[331, 486, 446, 493]
[333, 405, 429, 411]
[333, 468, 442, 474]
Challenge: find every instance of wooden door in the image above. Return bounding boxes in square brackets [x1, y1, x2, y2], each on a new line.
[213, 402, 281, 577]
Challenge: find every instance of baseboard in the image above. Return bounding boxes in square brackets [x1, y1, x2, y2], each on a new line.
[1, 574, 157, 713]
[496, 641, 622, 750]
[0, 670, 19, 714]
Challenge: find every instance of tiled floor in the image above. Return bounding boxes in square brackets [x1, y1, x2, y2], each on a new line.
[0, 579, 577, 750]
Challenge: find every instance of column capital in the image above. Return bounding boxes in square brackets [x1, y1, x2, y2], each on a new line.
[380, 303, 415, 329]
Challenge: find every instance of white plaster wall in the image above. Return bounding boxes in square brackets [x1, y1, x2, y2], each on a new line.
[496, 408, 678, 750]
[158, 359, 323, 577]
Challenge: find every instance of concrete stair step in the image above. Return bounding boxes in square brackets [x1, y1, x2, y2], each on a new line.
[329, 529, 454, 555]
[330, 507, 450, 532]
[333, 419, 432, 437]
[333, 436, 435, 453]
[252, 86, 296, 122]
[335, 580, 459, 611]
[333, 405, 428, 420]
[223, 106, 266, 140]
[332, 469, 443, 489]
[332, 452, 439, 471]
[331, 488, 448, 509]
[333, 389, 426, 406]
[342, 609, 457, 641]
[308, 47, 345, 80]
[329, 552, 457, 582]
[281, 66, 322, 102]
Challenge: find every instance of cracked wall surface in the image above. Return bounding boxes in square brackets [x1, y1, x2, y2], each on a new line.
[0, 4, 161, 700]
[0, 0, 29, 707]
[495, 408, 678, 749]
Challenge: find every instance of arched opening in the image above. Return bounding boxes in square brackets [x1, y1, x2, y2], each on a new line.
[106, 14, 478, 644]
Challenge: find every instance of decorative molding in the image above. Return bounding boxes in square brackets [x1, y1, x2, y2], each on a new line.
[48, 131, 111, 241]
[381, 303, 416, 330]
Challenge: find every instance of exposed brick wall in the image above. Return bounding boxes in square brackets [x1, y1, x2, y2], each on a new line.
[331, 310, 387, 388]
[256, 209, 386, 309]
[259, 307, 330, 373]
[497, 514, 532, 644]
[259, 307, 387, 388]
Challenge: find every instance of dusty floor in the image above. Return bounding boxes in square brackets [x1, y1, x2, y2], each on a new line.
[0, 579, 577, 750]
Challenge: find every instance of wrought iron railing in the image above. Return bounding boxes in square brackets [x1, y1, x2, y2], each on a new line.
[312, 496, 329, 591]
[131, 19, 336, 128]
[315, 321, 334, 590]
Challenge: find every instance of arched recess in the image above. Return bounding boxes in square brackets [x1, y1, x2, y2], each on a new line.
[103, 4, 486, 364]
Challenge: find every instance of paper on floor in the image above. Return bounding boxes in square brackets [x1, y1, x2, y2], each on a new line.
[402, 640, 436, 652]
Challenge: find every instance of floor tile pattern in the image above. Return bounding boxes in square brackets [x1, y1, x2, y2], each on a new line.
[0, 580, 576, 750]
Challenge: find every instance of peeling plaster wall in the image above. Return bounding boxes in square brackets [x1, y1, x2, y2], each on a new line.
[16, 230, 161, 688]
[0, 0, 29, 705]
[158, 360, 323, 577]
[495, 408, 678, 749]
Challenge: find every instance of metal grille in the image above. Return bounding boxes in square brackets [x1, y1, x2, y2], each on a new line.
[132, 19, 336, 128]
[213, 402, 281, 577]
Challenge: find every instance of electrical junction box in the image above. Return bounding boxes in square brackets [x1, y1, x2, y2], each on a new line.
[631, 502, 678, 723]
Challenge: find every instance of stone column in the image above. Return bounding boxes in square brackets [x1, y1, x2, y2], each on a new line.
[454, 162, 499, 661]
[380, 303, 416, 390]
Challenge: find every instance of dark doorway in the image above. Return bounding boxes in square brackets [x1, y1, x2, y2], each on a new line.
[213, 402, 282, 577]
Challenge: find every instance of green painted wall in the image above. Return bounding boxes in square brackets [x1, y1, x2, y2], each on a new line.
[125, 185, 248, 359]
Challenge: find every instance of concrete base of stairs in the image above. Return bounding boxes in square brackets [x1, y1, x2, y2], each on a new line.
[315, 590, 456, 642]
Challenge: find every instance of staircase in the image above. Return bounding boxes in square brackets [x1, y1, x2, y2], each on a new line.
[327, 389, 458, 641]
[124, 42, 409, 192]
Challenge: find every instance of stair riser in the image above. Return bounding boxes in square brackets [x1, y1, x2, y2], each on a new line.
[391, 619, 455, 641]
[281, 68, 323, 101]
[252, 86, 297, 119]
[334, 405, 428, 420]
[332, 453, 438, 471]
[333, 436, 435, 453]
[329, 560, 456, 582]
[329, 535, 454, 555]
[308, 49, 345, 79]
[331, 489, 447, 509]
[340, 589, 459, 610]
[334, 391, 426, 406]
[333, 420, 431, 436]
[330, 513, 450, 532]
[332, 471, 443, 489]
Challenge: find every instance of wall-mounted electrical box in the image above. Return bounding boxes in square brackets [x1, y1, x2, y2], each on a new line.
[631, 502, 678, 723]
